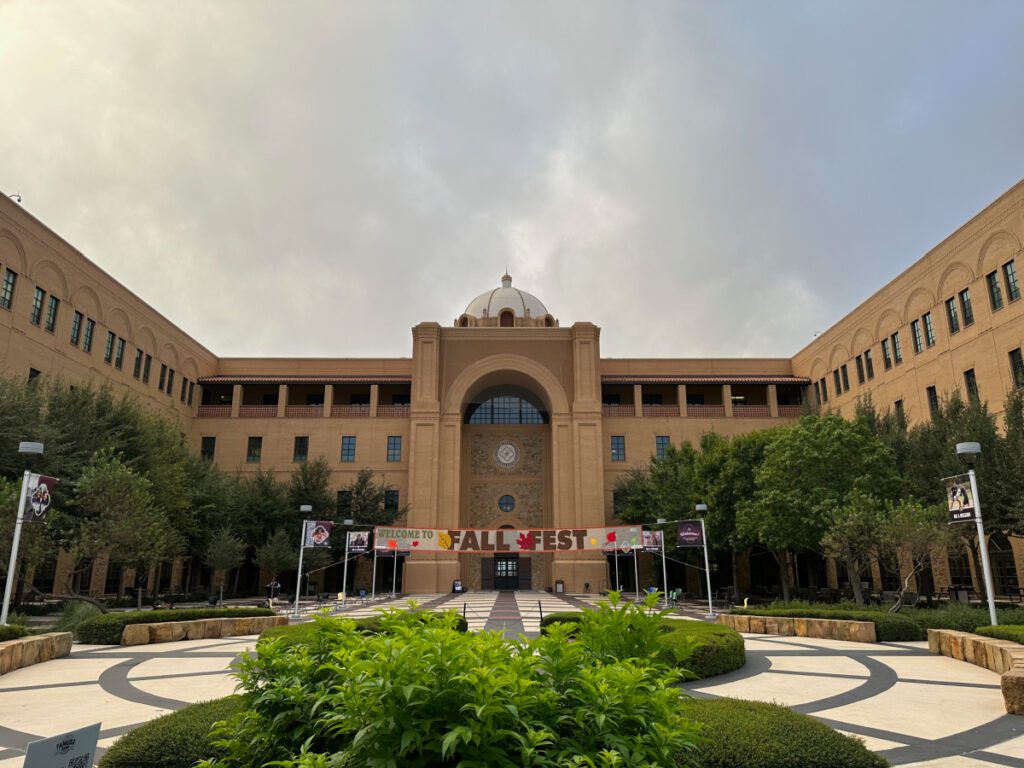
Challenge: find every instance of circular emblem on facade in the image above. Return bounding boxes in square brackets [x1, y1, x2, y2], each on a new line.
[493, 440, 520, 469]
[498, 494, 516, 513]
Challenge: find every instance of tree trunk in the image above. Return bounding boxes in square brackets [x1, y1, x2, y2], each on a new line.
[233, 563, 242, 596]
[184, 558, 193, 597]
[845, 558, 865, 605]
[136, 573, 143, 611]
[774, 551, 792, 601]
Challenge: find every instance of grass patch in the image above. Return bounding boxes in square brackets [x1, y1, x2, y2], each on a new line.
[975, 624, 1024, 644]
[76, 607, 275, 645]
[260, 610, 469, 646]
[679, 697, 889, 767]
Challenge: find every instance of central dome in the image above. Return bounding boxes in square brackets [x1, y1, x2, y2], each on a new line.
[457, 274, 557, 328]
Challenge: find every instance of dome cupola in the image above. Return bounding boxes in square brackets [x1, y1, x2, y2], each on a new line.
[456, 274, 557, 328]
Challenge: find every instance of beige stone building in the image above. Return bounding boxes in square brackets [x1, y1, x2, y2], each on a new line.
[2, 179, 1024, 598]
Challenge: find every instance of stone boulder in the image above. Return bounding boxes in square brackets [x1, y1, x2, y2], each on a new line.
[121, 624, 151, 646]
[1002, 666, 1024, 715]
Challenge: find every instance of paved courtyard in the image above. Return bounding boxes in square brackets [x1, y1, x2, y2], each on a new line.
[0, 593, 1021, 766]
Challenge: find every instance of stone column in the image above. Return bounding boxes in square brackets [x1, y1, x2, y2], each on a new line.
[322, 384, 333, 417]
[369, 384, 379, 418]
[89, 553, 109, 596]
[276, 384, 288, 418]
[768, 384, 779, 417]
[825, 557, 839, 590]
[677, 384, 688, 417]
[231, 384, 242, 417]
[722, 384, 733, 417]
[633, 384, 643, 417]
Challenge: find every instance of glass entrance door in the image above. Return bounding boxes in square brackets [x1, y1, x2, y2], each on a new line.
[494, 556, 519, 590]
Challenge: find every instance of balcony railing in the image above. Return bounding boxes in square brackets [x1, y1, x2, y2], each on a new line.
[377, 404, 411, 418]
[686, 404, 726, 417]
[284, 405, 323, 418]
[778, 404, 804, 418]
[641, 404, 680, 417]
[238, 405, 277, 418]
[733, 404, 771, 418]
[197, 404, 231, 418]
[601, 404, 635, 417]
[331, 404, 371, 418]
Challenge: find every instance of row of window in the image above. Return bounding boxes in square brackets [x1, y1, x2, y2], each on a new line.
[200, 435, 406, 464]
[610, 435, 673, 463]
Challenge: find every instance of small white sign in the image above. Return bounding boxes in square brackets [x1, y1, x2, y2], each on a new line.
[23, 723, 100, 768]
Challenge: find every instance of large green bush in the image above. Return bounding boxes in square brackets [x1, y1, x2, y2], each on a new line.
[200, 596, 700, 767]
[53, 600, 103, 634]
[538, 611, 584, 630]
[260, 611, 469, 647]
[99, 696, 243, 768]
[976, 624, 1024, 644]
[659, 620, 746, 679]
[76, 608, 275, 645]
[731, 607, 922, 641]
[0, 623, 28, 641]
[678, 698, 888, 767]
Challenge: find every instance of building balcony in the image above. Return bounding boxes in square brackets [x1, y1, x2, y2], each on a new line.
[197, 405, 231, 418]
[284, 405, 323, 418]
[331, 404, 371, 418]
[238, 405, 277, 418]
[377, 404, 411, 417]
[778, 404, 803, 418]
[641, 404, 680, 417]
[732, 404, 771, 418]
[601, 404, 635, 417]
[686, 404, 726, 417]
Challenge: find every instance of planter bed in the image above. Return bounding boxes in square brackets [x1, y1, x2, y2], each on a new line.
[0, 632, 72, 676]
[928, 627, 1024, 714]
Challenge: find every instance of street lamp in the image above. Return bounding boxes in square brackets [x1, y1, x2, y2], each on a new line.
[292, 504, 313, 620]
[956, 442, 998, 626]
[695, 504, 714, 619]
[1, 442, 44, 625]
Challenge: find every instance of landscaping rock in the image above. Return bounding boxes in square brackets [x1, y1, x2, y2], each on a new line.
[928, 628, 941, 654]
[748, 616, 766, 634]
[122, 624, 151, 646]
[1002, 667, 1024, 715]
[149, 621, 187, 643]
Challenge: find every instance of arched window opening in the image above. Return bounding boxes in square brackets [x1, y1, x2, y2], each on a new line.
[465, 390, 549, 424]
[544, 315, 554, 327]
[499, 310, 514, 327]
[458, 316, 469, 327]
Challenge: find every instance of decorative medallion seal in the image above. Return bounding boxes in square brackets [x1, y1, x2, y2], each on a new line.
[493, 439, 521, 470]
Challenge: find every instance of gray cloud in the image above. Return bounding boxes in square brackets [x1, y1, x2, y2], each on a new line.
[2, 0, 1023, 359]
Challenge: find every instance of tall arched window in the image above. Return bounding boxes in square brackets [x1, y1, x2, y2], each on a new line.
[465, 391, 548, 424]
[499, 310, 514, 327]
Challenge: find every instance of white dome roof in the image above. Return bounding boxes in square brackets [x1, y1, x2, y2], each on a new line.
[464, 274, 549, 319]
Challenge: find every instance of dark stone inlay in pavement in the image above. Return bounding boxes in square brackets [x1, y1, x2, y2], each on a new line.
[97, 657, 191, 710]
[484, 592, 525, 636]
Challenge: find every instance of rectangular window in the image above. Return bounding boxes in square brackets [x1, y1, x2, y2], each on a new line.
[864, 349, 875, 379]
[840, 364, 850, 391]
[246, 436, 262, 463]
[158, 364, 167, 390]
[82, 319, 95, 352]
[855, 355, 865, 384]
[340, 435, 356, 462]
[923, 313, 936, 347]
[881, 338, 893, 369]
[166, 368, 175, 395]
[293, 436, 309, 462]
[133, 349, 143, 378]
[384, 489, 400, 515]
[611, 435, 626, 462]
[833, 369, 842, 395]
[891, 332, 903, 364]
[960, 288, 975, 326]
[70, 311, 83, 346]
[655, 435, 670, 459]
[946, 297, 960, 334]
[820, 377, 829, 402]
[0, 269, 16, 310]
[30, 287, 45, 325]
[386, 435, 402, 462]
[926, 386, 940, 418]
[911, 319, 923, 353]
[44, 296, 59, 332]
[1005, 261, 1021, 302]
[188, 381, 195, 406]
[964, 369, 979, 402]
[988, 271, 1004, 310]
[200, 436, 216, 461]
[114, 337, 125, 369]
[103, 331, 115, 363]
[180, 377, 188, 402]
[813, 381, 821, 404]
[1010, 348, 1024, 389]
[143, 354, 152, 384]
[894, 399, 905, 423]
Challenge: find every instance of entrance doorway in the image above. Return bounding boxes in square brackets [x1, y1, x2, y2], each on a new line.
[494, 556, 519, 590]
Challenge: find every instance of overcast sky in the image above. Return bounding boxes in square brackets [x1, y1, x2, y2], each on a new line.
[2, 1, 1023, 360]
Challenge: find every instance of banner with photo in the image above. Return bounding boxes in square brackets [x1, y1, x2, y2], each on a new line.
[303, 520, 333, 548]
[347, 530, 370, 554]
[641, 530, 663, 553]
[677, 520, 705, 547]
[945, 474, 976, 523]
[373, 525, 642, 554]
[26, 474, 57, 523]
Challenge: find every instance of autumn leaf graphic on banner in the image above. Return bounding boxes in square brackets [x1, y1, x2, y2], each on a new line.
[438, 532, 453, 550]
[517, 531, 535, 550]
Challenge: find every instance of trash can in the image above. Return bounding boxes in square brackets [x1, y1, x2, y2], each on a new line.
[951, 586, 970, 604]
[555, 579, 565, 593]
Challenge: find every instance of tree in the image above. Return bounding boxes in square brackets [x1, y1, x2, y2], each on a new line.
[254, 529, 298, 589]
[821, 490, 884, 605]
[338, 469, 405, 527]
[879, 499, 950, 611]
[287, 457, 335, 518]
[204, 527, 247, 603]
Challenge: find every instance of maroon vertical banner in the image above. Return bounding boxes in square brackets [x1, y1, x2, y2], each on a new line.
[303, 521, 333, 548]
[26, 474, 57, 523]
[677, 520, 704, 547]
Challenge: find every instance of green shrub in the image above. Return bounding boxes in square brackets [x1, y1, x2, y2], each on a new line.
[200, 596, 700, 767]
[0, 624, 28, 641]
[679, 698, 889, 767]
[99, 696, 243, 768]
[76, 608, 275, 645]
[538, 611, 583, 630]
[976, 624, 1024, 644]
[260, 610, 469, 647]
[659, 620, 746, 679]
[53, 600, 103, 634]
[732, 607, 923, 641]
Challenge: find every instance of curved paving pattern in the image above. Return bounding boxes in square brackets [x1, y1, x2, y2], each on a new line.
[1, 600, 1022, 767]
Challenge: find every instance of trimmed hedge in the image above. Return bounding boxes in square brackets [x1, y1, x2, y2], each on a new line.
[660, 620, 746, 679]
[976, 624, 1024, 644]
[732, 607, 922, 641]
[678, 698, 889, 767]
[260, 611, 469, 646]
[98, 696, 243, 768]
[538, 611, 584, 630]
[0, 624, 28, 641]
[76, 608, 275, 645]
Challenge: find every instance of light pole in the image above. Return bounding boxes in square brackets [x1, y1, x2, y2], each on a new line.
[1, 442, 44, 626]
[957, 442, 998, 626]
[292, 504, 313, 620]
[696, 504, 715, 619]
[656, 518, 670, 607]
[338, 518, 370, 605]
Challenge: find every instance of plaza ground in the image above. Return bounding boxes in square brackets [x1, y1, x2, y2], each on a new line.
[0, 592, 1021, 767]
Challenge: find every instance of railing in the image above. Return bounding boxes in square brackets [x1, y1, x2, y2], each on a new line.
[284, 405, 323, 418]
[601, 404, 635, 417]
[641, 404, 680, 417]
[377, 404, 410, 418]
[331, 404, 371, 418]
[197, 405, 231, 418]
[733, 404, 771, 418]
[686, 404, 726, 417]
[238, 405, 277, 418]
[778, 405, 804, 418]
